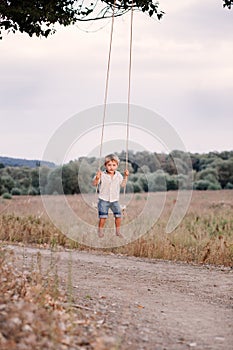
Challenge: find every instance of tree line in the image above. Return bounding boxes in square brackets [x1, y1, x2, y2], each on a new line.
[0, 150, 233, 198]
[0, 156, 55, 168]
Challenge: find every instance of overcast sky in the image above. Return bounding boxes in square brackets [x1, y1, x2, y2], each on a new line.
[0, 0, 232, 161]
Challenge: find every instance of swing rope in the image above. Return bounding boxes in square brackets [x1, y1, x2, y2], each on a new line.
[99, 2, 134, 172]
[123, 3, 134, 200]
[98, 0, 116, 170]
[125, 3, 134, 172]
[96, 2, 134, 211]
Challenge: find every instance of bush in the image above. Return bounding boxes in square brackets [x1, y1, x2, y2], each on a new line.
[0, 175, 15, 192]
[133, 182, 142, 193]
[207, 182, 222, 190]
[0, 186, 7, 196]
[21, 188, 29, 195]
[166, 175, 178, 190]
[125, 181, 134, 193]
[138, 174, 148, 192]
[197, 168, 219, 182]
[194, 180, 210, 190]
[130, 174, 141, 183]
[194, 179, 222, 190]
[28, 187, 38, 195]
[225, 182, 233, 189]
[11, 187, 22, 195]
[2, 192, 12, 199]
[148, 171, 166, 192]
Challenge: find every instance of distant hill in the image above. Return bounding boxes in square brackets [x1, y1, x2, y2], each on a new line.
[0, 156, 56, 168]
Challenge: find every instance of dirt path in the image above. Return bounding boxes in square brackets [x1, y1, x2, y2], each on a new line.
[9, 245, 233, 350]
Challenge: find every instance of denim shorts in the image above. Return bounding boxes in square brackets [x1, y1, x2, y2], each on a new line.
[98, 199, 121, 218]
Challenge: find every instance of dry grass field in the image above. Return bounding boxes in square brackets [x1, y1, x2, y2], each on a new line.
[0, 190, 233, 266]
[1, 191, 233, 350]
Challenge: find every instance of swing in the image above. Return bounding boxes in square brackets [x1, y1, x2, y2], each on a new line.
[92, 1, 134, 214]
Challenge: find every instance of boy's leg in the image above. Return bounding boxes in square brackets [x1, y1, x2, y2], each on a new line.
[110, 201, 123, 237]
[98, 199, 109, 238]
[115, 217, 123, 237]
[98, 218, 106, 238]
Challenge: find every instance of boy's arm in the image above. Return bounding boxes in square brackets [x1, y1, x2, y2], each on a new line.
[121, 169, 129, 188]
[92, 170, 102, 186]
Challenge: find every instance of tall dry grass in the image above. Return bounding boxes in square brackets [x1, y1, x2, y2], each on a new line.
[0, 191, 233, 266]
[0, 245, 122, 349]
[0, 247, 88, 349]
[116, 191, 233, 266]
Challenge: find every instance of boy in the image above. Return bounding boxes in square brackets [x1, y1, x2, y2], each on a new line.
[92, 154, 129, 238]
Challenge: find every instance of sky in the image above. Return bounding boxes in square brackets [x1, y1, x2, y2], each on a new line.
[0, 0, 233, 162]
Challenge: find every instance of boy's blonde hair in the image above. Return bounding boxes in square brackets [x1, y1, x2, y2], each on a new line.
[104, 154, 120, 165]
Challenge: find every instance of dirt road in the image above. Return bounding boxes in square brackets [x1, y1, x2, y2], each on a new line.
[9, 245, 233, 350]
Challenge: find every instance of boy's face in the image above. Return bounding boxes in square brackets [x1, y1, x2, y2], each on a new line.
[105, 160, 118, 174]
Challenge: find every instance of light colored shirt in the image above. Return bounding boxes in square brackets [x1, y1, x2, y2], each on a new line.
[98, 171, 123, 202]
